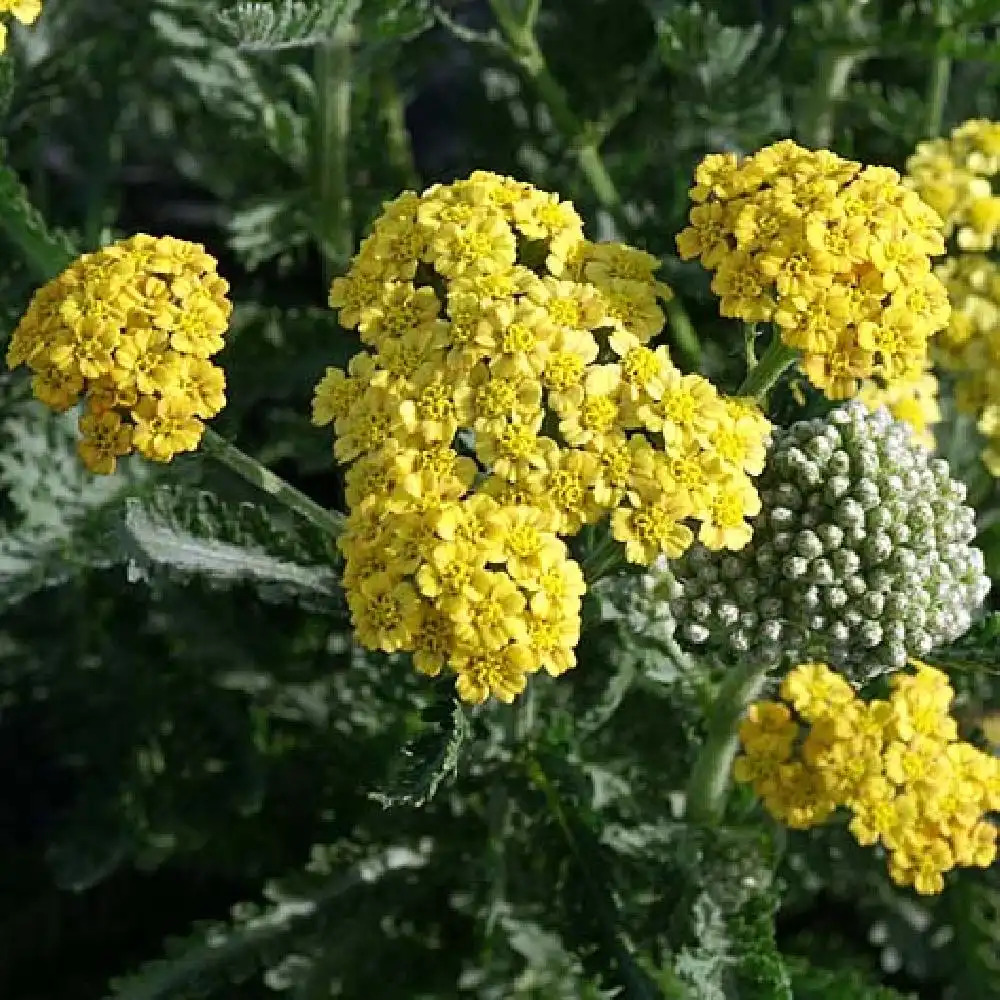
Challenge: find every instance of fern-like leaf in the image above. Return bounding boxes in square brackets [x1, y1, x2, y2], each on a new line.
[0, 161, 76, 281]
[369, 690, 469, 809]
[0, 403, 147, 608]
[120, 485, 342, 607]
[104, 843, 432, 1000]
[216, 0, 357, 50]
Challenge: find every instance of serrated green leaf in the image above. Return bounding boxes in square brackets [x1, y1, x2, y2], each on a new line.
[0, 403, 148, 608]
[216, 0, 357, 51]
[369, 694, 469, 809]
[120, 485, 341, 604]
[727, 891, 792, 1000]
[0, 161, 76, 281]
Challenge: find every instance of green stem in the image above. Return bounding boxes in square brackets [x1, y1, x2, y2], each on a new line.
[736, 335, 798, 401]
[800, 49, 864, 149]
[376, 72, 420, 190]
[486, 0, 625, 226]
[743, 321, 759, 371]
[923, 2, 951, 139]
[201, 428, 344, 540]
[312, 18, 355, 286]
[685, 661, 769, 825]
[527, 755, 689, 997]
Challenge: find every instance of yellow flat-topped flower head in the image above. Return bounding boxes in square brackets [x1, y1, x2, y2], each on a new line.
[7, 234, 232, 474]
[317, 171, 770, 704]
[736, 660, 1000, 895]
[679, 140, 950, 399]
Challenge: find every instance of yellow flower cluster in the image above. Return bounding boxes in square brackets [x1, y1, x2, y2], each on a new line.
[856, 367, 941, 451]
[906, 119, 1000, 252]
[677, 140, 950, 399]
[735, 662, 1000, 895]
[931, 253, 1000, 474]
[904, 121, 1000, 475]
[0, 0, 40, 52]
[7, 234, 231, 474]
[314, 170, 770, 704]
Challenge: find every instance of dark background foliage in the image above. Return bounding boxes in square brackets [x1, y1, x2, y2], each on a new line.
[0, 1, 999, 998]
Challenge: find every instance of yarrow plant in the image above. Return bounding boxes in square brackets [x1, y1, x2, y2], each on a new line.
[736, 661, 1000, 895]
[3, 6, 1000, 994]
[677, 140, 951, 398]
[6, 234, 232, 473]
[312, 170, 771, 703]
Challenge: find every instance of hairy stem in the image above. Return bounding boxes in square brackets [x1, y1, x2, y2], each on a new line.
[376, 71, 420, 190]
[736, 335, 798, 401]
[486, 0, 623, 221]
[685, 661, 769, 825]
[201, 429, 344, 540]
[923, 1, 952, 139]
[800, 50, 861, 149]
[312, 17, 355, 285]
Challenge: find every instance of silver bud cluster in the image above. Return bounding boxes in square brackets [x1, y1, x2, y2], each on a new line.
[667, 402, 990, 680]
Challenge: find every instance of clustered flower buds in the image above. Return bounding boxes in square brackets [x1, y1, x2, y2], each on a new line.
[668, 403, 990, 681]
[314, 170, 770, 704]
[736, 661, 1000, 895]
[7, 235, 232, 474]
[0, 0, 40, 53]
[677, 140, 950, 399]
[906, 118, 1000, 252]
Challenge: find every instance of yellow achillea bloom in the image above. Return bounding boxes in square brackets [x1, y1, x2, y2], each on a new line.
[735, 661, 1000, 896]
[315, 170, 770, 704]
[903, 122, 1000, 474]
[677, 140, 950, 399]
[7, 234, 232, 473]
[923, 249, 1000, 474]
[0, 0, 40, 52]
[906, 119, 1000, 252]
[856, 367, 941, 451]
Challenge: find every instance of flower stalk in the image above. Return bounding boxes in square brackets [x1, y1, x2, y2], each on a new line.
[736, 335, 798, 401]
[486, 0, 622, 220]
[201, 428, 345, 540]
[312, 15, 355, 285]
[923, 0, 951, 139]
[685, 660, 769, 825]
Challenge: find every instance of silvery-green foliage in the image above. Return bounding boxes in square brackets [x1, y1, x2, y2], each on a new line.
[668, 402, 990, 680]
[216, 0, 357, 50]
